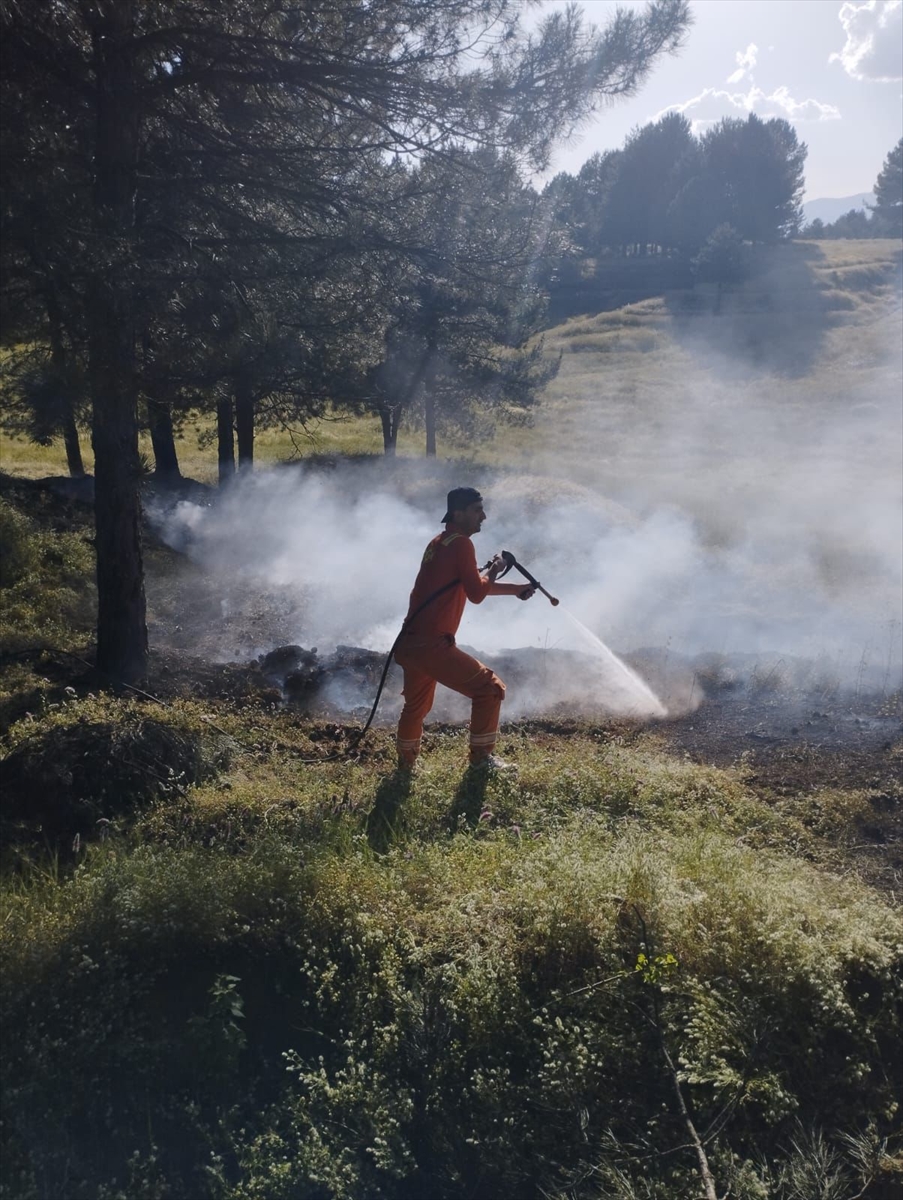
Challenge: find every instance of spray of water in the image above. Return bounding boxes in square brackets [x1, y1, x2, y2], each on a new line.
[559, 606, 668, 718]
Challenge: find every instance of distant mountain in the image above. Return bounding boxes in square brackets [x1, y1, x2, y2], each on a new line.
[802, 193, 875, 226]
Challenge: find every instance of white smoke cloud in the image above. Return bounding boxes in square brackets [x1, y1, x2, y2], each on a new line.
[150, 278, 902, 724]
[830, 0, 903, 82]
[154, 369, 901, 719]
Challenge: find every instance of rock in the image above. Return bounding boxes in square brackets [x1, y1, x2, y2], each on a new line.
[259, 645, 318, 680]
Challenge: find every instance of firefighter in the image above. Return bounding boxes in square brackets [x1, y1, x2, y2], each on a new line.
[395, 487, 535, 771]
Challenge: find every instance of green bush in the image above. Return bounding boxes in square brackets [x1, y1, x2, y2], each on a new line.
[1, 701, 235, 850]
[693, 224, 751, 285]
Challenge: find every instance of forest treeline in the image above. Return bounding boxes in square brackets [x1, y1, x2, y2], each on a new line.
[545, 109, 808, 262]
[798, 139, 903, 241]
[0, 0, 901, 682]
[546, 125, 902, 262]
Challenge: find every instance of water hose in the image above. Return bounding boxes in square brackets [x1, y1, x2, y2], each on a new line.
[347, 575, 464, 748]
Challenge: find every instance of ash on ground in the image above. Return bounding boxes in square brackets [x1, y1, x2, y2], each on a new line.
[255, 642, 673, 724]
[253, 642, 902, 753]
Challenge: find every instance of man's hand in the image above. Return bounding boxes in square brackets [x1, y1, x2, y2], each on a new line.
[487, 553, 508, 583]
[517, 585, 536, 601]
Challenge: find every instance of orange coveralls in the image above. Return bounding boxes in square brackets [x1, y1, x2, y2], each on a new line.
[395, 529, 505, 766]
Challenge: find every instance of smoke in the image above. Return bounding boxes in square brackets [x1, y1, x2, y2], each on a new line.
[149, 279, 903, 720]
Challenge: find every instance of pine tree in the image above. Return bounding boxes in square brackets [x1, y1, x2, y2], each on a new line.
[871, 138, 903, 236]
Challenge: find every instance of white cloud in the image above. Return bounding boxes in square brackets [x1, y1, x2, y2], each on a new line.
[727, 43, 758, 84]
[830, 0, 903, 82]
[653, 86, 841, 125]
[766, 85, 842, 121]
[656, 38, 842, 129]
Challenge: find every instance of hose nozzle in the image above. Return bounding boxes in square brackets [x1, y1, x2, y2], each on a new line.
[499, 550, 559, 606]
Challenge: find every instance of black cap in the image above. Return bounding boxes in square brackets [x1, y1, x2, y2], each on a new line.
[442, 487, 483, 523]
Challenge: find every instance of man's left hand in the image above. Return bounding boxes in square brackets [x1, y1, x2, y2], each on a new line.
[518, 585, 536, 601]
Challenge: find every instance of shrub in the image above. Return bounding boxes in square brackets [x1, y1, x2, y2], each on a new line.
[694, 224, 751, 284]
[0, 701, 234, 850]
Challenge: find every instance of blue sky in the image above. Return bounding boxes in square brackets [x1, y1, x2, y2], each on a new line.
[536, 0, 903, 200]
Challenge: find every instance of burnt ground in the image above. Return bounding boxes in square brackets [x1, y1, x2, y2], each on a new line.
[657, 689, 900, 789]
[639, 651, 901, 801]
[662, 696, 902, 898]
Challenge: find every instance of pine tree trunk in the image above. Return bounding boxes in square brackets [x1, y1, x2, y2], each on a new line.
[380, 407, 398, 456]
[423, 353, 438, 457]
[89, 2, 148, 684]
[217, 395, 235, 485]
[62, 411, 85, 478]
[91, 316, 147, 683]
[45, 291, 85, 477]
[235, 377, 254, 469]
[148, 397, 181, 481]
[424, 391, 436, 457]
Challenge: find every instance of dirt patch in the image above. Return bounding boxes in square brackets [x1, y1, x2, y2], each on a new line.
[651, 677, 902, 892]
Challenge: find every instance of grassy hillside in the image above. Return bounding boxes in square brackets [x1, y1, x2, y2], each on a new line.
[2, 240, 900, 486]
[505, 239, 902, 510]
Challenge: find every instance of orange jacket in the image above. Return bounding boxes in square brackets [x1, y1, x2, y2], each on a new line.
[404, 528, 490, 637]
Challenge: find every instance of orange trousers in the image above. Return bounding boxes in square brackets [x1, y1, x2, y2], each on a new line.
[394, 634, 505, 765]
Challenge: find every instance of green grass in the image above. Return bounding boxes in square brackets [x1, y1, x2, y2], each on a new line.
[0, 410, 390, 484]
[0, 407, 468, 484]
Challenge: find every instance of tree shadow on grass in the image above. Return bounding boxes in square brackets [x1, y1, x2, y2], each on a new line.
[366, 768, 414, 852]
